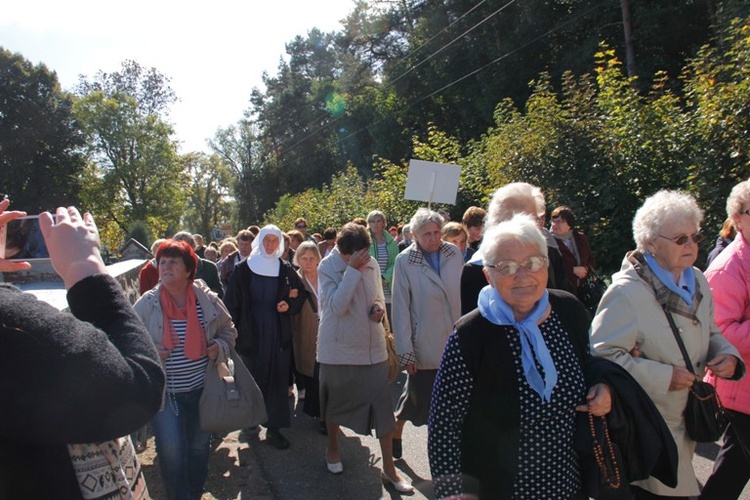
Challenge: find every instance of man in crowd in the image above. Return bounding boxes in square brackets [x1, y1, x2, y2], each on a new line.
[220, 230, 254, 289]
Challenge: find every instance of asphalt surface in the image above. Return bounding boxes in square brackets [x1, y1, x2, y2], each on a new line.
[199, 370, 750, 500]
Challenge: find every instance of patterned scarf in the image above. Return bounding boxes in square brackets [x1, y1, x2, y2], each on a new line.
[160, 284, 206, 360]
[627, 250, 702, 322]
[478, 285, 558, 402]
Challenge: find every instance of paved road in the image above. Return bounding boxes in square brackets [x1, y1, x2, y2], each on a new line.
[240, 371, 750, 499]
[142, 371, 750, 499]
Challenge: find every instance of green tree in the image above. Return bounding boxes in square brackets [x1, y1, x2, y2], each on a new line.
[74, 60, 187, 242]
[683, 15, 750, 235]
[0, 48, 86, 212]
[210, 120, 266, 225]
[183, 153, 234, 238]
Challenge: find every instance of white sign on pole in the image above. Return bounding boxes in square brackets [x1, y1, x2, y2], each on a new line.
[403, 159, 462, 208]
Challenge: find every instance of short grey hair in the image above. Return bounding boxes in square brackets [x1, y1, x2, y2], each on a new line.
[292, 241, 321, 266]
[409, 208, 444, 234]
[173, 230, 196, 250]
[726, 180, 750, 219]
[481, 214, 548, 266]
[366, 210, 386, 225]
[402, 224, 412, 239]
[632, 190, 703, 252]
[486, 182, 546, 228]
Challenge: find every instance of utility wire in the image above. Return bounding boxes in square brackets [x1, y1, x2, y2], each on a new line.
[279, 0, 512, 155]
[333, 0, 612, 149]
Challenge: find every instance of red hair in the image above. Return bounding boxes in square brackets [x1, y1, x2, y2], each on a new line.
[155, 239, 198, 280]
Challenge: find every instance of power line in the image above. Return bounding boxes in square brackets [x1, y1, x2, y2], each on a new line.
[279, 0, 515, 156]
[334, 0, 612, 149]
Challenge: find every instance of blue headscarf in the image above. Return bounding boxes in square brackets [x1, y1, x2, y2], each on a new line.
[478, 285, 558, 402]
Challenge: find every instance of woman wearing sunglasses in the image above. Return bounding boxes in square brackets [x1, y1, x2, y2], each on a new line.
[591, 190, 743, 499]
[429, 214, 612, 499]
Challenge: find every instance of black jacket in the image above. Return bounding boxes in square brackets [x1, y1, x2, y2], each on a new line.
[453, 290, 592, 498]
[0, 275, 165, 499]
[223, 258, 307, 357]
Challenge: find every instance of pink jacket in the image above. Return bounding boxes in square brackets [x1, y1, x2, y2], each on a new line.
[705, 234, 750, 414]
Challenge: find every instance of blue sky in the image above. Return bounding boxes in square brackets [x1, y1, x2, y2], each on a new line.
[2, 0, 356, 154]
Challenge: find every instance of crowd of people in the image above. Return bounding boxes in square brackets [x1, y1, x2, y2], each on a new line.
[2, 178, 750, 499]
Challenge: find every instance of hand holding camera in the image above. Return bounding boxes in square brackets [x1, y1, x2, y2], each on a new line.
[40, 207, 107, 289]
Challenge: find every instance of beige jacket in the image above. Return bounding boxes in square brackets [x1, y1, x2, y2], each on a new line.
[317, 247, 387, 366]
[392, 242, 463, 369]
[590, 257, 741, 496]
[134, 279, 237, 403]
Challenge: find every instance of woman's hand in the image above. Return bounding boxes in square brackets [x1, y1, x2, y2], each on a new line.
[207, 341, 219, 360]
[156, 345, 171, 359]
[405, 363, 417, 375]
[0, 199, 32, 273]
[573, 266, 588, 279]
[669, 366, 696, 391]
[370, 304, 385, 323]
[576, 383, 612, 416]
[288, 288, 299, 299]
[706, 354, 739, 380]
[277, 300, 290, 313]
[39, 207, 107, 289]
[348, 248, 370, 271]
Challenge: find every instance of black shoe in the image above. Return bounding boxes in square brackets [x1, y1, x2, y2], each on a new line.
[266, 429, 290, 450]
[319, 421, 328, 435]
[392, 438, 403, 459]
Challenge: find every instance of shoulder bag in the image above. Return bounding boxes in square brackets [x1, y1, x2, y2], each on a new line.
[383, 312, 399, 383]
[663, 307, 728, 442]
[199, 345, 267, 431]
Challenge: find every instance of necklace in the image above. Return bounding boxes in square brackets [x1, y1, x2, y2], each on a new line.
[588, 407, 622, 489]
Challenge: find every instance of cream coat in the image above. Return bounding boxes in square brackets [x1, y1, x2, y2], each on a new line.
[590, 257, 742, 496]
[392, 241, 463, 369]
[134, 279, 238, 407]
[316, 247, 388, 366]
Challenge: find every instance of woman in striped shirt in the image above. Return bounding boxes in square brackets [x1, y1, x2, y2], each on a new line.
[134, 239, 237, 500]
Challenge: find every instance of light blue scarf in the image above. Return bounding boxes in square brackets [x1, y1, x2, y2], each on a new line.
[644, 253, 695, 306]
[477, 285, 558, 402]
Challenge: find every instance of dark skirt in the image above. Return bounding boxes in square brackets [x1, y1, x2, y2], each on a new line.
[395, 369, 438, 427]
[319, 361, 396, 438]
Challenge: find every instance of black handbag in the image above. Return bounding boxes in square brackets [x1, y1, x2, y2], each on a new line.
[663, 307, 728, 442]
[578, 271, 606, 315]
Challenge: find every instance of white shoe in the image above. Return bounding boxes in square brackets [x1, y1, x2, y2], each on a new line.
[381, 470, 414, 493]
[326, 461, 343, 474]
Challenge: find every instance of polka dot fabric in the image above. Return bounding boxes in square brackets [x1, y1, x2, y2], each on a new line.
[428, 312, 586, 499]
[510, 313, 585, 499]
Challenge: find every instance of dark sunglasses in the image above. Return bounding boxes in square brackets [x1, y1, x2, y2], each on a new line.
[658, 233, 704, 246]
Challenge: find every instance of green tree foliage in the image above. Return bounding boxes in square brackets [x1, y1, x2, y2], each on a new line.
[268, 14, 750, 275]
[683, 16, 750, 234]
[183, 153, 235, 239]
[73, 60, 187, 242]
[0, 48, 86, 212]
[209, 120, 266, 225]
[127, 220, 153, 250]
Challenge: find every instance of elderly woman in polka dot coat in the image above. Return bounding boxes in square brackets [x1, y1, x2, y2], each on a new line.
[428, 214, 612, 499]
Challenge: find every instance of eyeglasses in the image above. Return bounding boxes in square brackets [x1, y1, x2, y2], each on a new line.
[658, 233, 704, 246]
[485, 256, 548, 276]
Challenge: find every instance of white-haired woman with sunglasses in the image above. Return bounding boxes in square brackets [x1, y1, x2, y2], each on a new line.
[591, 190, 743, 499]
[429, 214, 611, 499]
